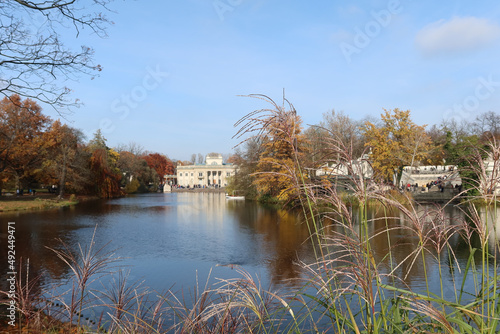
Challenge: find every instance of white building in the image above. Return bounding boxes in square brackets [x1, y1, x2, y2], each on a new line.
[176, 153, 237, 188]
[482, 153, 500, 195]
[315, 154, 373, 179]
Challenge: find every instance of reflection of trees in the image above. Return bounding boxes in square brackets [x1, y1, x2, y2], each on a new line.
[481, 206, 500, 254]
[365, 205, 475, 290]
[228, 200, 477, 290]
[228, 203, 313, 286]
[0, 199, 119, 295]
[321, 205, 474, 291]
[0, 214, 71, 296]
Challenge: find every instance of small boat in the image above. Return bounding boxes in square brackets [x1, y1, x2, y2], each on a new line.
[226, 191, 245, 200]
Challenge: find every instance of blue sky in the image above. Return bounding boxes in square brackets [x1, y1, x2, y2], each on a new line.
[45, 0, 500, 161]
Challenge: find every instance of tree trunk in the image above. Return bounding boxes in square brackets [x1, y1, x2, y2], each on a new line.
[58, 150, 68, 199]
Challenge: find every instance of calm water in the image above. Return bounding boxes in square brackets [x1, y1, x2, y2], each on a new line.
[1, 192, 498, 325]
[0, 193, 316, 295]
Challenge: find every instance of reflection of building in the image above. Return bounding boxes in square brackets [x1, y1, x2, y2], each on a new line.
[176, 153, 237, 188]
[176, 192, 226, 225]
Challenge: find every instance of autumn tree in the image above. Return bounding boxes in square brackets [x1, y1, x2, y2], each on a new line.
[87, 130, 122, 198]
[1, 1, 112, 108]
[234, 94, 309, 203]
[363, 108, 432, 184]
[42, 120, 90, 198]
[225, 138, 262, 200]
[142, 153, 175, 189]
[0, 94, 51, 189]
[117, 151, 155, 193]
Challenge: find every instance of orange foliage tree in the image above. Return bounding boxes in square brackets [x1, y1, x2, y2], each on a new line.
[0, 94, 51, 189]
[142, 153, 175, 186]
[43, 120, 90, 197]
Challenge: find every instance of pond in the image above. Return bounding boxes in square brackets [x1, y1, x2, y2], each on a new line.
[0, 192, 498, 330]
[0, 193, 315, 294]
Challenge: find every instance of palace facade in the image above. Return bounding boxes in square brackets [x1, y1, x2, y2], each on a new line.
[176, 153, 236, 188]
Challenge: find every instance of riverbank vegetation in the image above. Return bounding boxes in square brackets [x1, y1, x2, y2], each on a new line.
[228, 94, 500, 204]
[0, 95, 175, 200]
[2, 95, 500, 333]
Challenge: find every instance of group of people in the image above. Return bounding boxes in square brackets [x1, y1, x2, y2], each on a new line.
[16, 188, 36, 196]
[403, 175, 462, 193]
[425, 176, 462, 193]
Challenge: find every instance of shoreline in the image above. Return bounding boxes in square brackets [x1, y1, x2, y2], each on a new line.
[170, 187, 227, 193]
[0, 194, 97, 213]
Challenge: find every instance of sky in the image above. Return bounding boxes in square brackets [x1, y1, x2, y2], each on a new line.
[40, 0, 500, 161]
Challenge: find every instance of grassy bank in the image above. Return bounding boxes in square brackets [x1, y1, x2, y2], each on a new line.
[0, 195, 78, 212]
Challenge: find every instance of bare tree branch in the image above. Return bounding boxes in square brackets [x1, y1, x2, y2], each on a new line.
[0, 0, 113, 111]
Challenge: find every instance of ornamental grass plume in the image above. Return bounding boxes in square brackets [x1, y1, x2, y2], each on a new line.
[152, 267, 293, 334]
[46, 225, 118, 332]
[2, 258, 50, 332]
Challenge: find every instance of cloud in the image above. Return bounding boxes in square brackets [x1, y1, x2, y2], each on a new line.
[330, 29, 353, 43]
[415, 17, 500, 56]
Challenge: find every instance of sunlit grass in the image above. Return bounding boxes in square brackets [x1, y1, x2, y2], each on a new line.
[0, 198, 78, 212]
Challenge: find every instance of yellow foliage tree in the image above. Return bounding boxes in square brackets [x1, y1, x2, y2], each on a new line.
[363, 108, 432, 184]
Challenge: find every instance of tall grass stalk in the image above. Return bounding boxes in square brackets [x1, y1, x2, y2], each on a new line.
[232, 95, 500, 332]
[46, 225, 117, 332]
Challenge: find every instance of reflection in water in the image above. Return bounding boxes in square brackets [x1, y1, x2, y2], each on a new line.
[481, 206, 500, 252]
[0, 194, 498, 308]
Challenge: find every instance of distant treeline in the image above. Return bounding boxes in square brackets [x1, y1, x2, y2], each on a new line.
[0, 95, 174, 198]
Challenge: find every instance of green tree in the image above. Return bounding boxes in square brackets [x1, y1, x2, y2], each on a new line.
[443, 131, 486, 197]
[226, 138, 261, 200]
[87, 130, 122, 198]
[117, 151, 155, 193]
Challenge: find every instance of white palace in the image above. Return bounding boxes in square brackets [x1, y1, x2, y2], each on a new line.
[176, 153, 237, 188]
